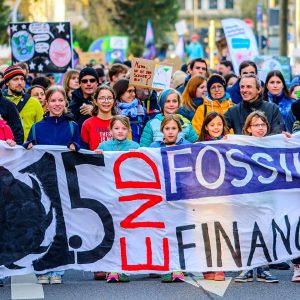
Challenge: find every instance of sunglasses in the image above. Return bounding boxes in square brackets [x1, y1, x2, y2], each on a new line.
[81, 78, 97, 84]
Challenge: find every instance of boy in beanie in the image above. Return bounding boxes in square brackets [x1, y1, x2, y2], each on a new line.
[3, 65, 43, 142]
[69, 67, 99, 129]
[192, 74, 234, 135]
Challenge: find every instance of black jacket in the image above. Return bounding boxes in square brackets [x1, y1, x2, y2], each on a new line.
[224, 96, 284, 134]
[0, 91, 24, 144]
[68, 88, 94, 129]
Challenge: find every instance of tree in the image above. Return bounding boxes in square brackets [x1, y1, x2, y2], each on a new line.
[111, 0, 180, 56]
[0, 0, 11, 44]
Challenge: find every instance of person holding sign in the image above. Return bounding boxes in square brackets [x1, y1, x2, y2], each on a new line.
[140, 88, 198, 147]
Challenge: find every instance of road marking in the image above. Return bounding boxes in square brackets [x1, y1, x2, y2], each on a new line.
[11, 274, 44, 299]
[185, 273, 232, 297]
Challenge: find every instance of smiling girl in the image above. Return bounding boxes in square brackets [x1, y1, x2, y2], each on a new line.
[81, 85, 116, 150]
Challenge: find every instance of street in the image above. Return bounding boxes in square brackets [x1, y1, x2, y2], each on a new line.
[0, 268, 299, 300]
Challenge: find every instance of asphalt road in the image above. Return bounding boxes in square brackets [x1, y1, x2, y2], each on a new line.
[0, 269, 299, 300]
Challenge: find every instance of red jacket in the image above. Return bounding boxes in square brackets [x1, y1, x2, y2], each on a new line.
[0, 119, 14, 141]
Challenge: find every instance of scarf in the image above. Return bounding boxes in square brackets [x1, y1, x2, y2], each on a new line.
[204, 134, 223, 141]
[117, 98, 139, 117]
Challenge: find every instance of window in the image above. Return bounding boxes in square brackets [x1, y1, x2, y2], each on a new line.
[225, 0, 234, 9]
[180, 0, 186, 9]
[198, 0, 202, 9]
[209, 0, 218, 9]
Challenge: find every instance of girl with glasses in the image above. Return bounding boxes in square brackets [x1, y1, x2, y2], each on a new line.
[113, 79, 146, 143]
[81, 85, 117, 150]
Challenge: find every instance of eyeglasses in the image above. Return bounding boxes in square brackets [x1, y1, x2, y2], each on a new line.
[194, 66, 207, 71]
[97, 96, 114, 102]
[250, 123, 267, 128]
[126, 89, 135, 94]
[210, 85, 224, 91]
[81, 78, 97, 84]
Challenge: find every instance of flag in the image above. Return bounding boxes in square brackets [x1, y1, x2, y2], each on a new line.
[175, 35, 185, 59]
[143, 20, 156, 59]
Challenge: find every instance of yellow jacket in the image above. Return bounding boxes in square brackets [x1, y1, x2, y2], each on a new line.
[192, 94, 234, 135]
[5, 93, 44, 142]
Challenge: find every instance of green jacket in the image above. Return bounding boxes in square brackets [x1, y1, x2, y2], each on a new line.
[4, 91, 44, 142]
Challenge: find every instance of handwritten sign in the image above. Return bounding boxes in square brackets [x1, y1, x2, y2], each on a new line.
[130, 58, 173, 90]
[79, 51, 105, 66]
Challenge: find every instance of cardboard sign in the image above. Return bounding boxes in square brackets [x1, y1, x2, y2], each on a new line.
[130, 58, 173, 90]
[10, 22, 72, 73]
[163, 57, 182, 73]
[79, 51, 105, 66]
[254, 55, 291, 83]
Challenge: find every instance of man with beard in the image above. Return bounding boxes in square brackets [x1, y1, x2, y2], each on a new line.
[3, 65, 44, 142]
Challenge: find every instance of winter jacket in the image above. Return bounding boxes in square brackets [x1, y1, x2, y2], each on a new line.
[224, 96, 284, 134]
[98, 138, 139, 151]
[116, 99, 146, 143]
[177, 97, 204, 121]
[25, 113, 81, 151]
[140, 113, 198, 147]
[192, 93, 234, 135]
[3, 91, 43, 142]
[149, 137, 190, 148]
[177, 75, 191, 95]
[285, 107, 296, 133]
[69, 88, 94, 129]
[266, 91, 292, 124]
[0, 119, 14, 141]
[0, 91, 23, 144]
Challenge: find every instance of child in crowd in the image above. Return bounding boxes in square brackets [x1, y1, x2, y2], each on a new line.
[198, 111, 228, 281]
[25, 85, 81, 285]
[95, 115, 139, 283]
[114, 79, 146, 143]
[150, 114, 190, 148]
[0, 115, 16, 147]
[81, 85, 116, 150]
[198, 111, 228, 142]
[234, 111, 279, 283]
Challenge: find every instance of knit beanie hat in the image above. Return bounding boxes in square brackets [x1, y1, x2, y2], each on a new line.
[207, 74, 226, 98]
[158, 88, 181, 112]
[79, 67, 98, 82]
[3, 65, 25, 84]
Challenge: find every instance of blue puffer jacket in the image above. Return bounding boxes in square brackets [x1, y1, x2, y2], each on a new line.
[266, 91, 292, 125]
[177, 97, 204, 121]
[226, 79, 242, 104]
[140, 113, 198, 147]
[25, 113, 81, 150]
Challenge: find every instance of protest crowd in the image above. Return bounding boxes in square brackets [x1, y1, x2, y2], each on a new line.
[0, 52, 300, 287]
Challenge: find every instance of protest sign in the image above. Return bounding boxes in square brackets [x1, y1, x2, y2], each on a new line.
[79, 51, 105, 66]
[163, 57, 182, 73]
[10, 22, 72, 73]
[222, 18, 259, 74]
[0, 134, 300, 276]
[130, 58, 173, 90]
[254, 55, 291, 83]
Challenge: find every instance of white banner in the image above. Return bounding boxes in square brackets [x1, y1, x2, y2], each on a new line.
[222, 18, 259, 74]
[1, 134, 300, 277]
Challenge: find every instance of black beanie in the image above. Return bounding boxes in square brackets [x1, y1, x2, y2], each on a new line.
[207, 74, 226, 98]
[79, 67, 98, 82]
[291, 100, 300, 121]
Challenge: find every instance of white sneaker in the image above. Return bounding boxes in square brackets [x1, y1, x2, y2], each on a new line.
[37, 275, 49, 284]
[292, 264, 300, 282]
[50, 275, 62, 284]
